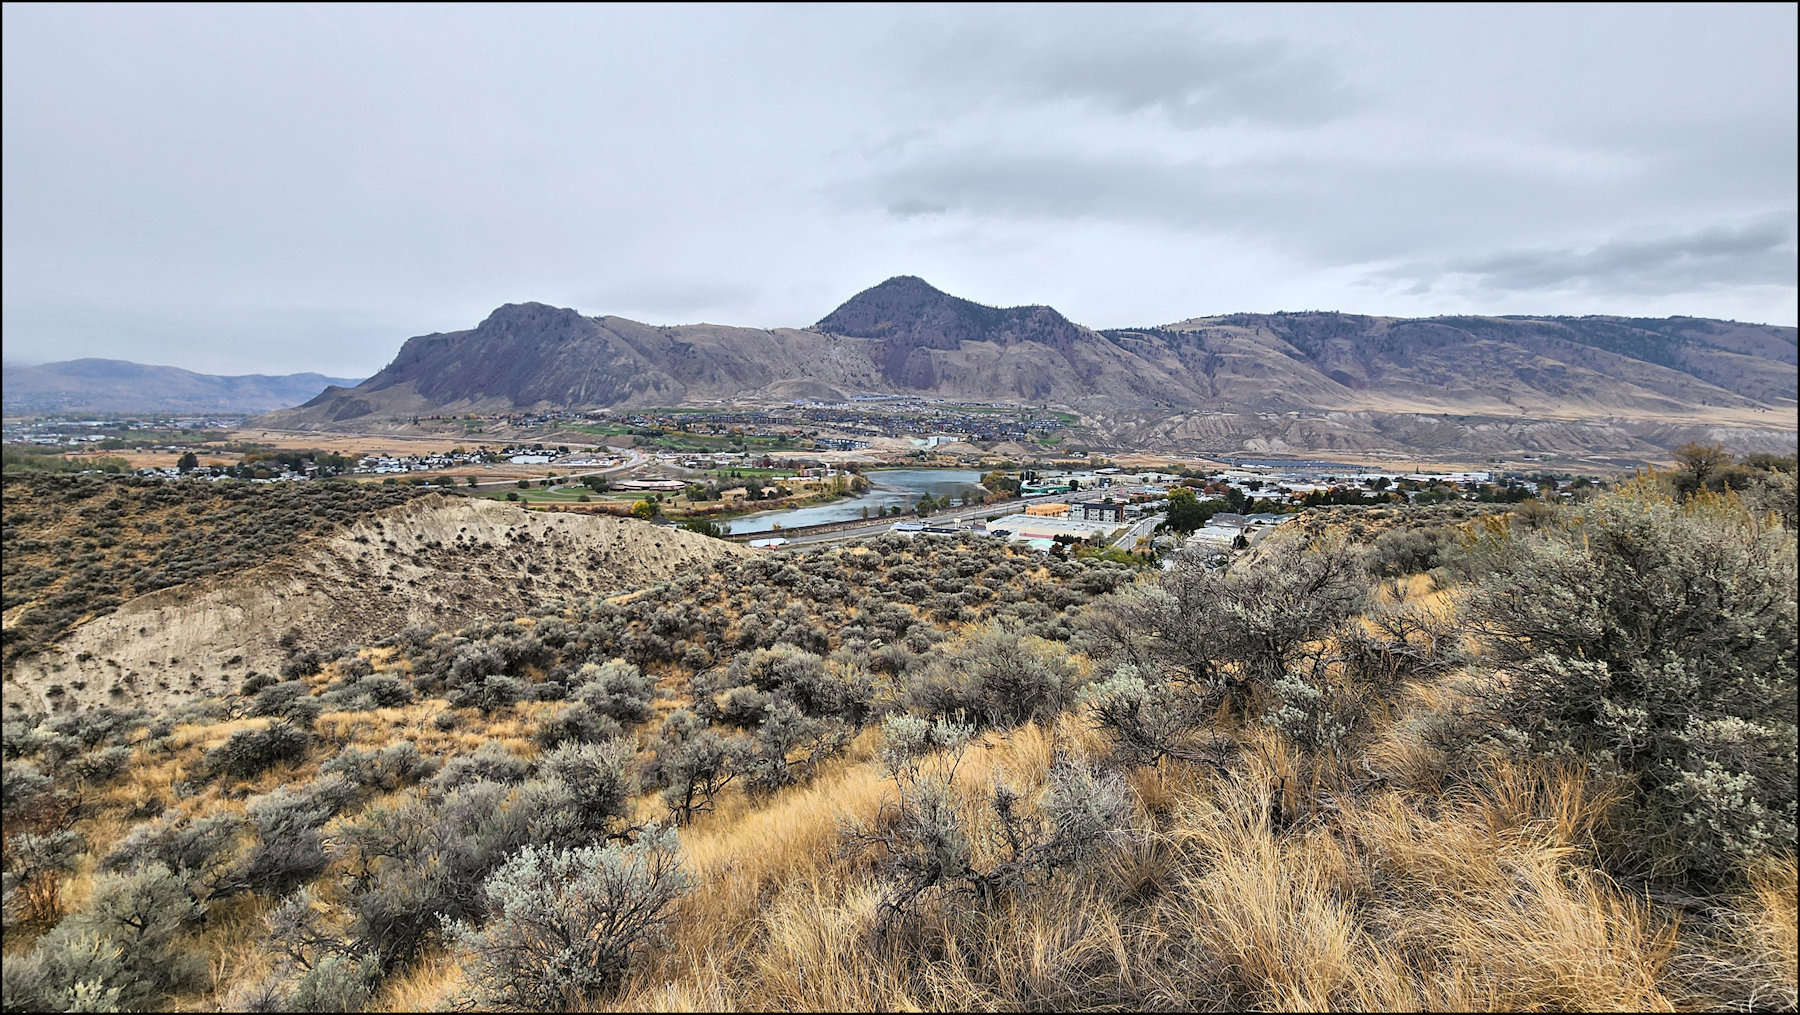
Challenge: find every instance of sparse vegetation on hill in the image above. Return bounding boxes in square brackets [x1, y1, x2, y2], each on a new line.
[1, 475, 429, 671]
[4, 484, 752, 716]
[0, 472, 1793, 1012]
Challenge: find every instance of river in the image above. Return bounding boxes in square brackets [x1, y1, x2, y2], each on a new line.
[722, 469, 986, 534]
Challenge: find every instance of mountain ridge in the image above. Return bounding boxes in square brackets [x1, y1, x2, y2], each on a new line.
[3, 359, 363, 415]
[252, 277, 1797, 457]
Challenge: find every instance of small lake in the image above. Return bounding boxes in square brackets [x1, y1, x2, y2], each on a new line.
[723, 469, 985, 534]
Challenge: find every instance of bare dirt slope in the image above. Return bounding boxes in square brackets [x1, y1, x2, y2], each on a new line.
[1085, 407, 1800, 461]
[4, 497, 750, 714]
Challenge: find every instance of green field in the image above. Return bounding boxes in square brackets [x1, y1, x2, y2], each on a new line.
[654, 432, 796, 450]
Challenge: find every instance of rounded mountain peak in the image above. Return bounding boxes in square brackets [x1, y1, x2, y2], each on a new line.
[475, 301, 592, 330]
[867, 275, 947, 296]
[813, 276, 1081, 349]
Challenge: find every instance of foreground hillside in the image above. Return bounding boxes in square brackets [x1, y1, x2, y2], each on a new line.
[256, 277, 1798, 458]
[1, 464, 1794, 1012]
[2, 477, 748, 714]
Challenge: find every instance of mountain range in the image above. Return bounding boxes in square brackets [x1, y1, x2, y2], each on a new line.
[2, 359, 362, 415]
[253, 277, 1797, 458]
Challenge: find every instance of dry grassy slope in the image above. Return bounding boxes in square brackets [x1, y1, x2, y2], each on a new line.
[1083, 409, 1800, 460]
[1150, 316, 1785, 416]
[3, 497, 749, 715]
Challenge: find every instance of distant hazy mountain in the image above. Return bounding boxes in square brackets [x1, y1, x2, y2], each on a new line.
[3, 359, 363, 415]
[254, 276, 1798, 457]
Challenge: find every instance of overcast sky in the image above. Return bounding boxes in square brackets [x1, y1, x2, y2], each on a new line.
[4, 3, 1795, 376]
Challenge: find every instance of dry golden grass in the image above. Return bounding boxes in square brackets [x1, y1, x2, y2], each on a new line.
[1744, 860, 1800, 1007]
[27, 555, 1788, 1015]
[1656, 857, 1800, 1011]
[14, 484, 1789, 1013]
[452, 718, 1778, 1014]
[29, 685, 1790, 1014]
[192, 892, 277, 1010]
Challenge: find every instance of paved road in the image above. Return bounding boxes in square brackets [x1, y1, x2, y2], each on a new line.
[1111, 512, 1165, 550]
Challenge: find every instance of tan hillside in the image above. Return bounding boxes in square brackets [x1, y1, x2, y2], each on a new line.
[3, 496, 748, 714]
[253, 279, 1796, 459]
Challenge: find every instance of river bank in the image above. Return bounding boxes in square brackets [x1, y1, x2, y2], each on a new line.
[721, 469, 988, 534]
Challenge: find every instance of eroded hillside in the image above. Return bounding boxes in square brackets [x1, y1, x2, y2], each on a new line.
[3, 480, 748, 714]
[3, 476, 434, 670]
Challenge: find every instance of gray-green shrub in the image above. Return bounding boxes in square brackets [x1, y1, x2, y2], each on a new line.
[572, 659, 657, 725]
[10, 863, 207, 1010]
[203, 721, 310, 780]
[1458, 485, 1798, 884]
[446, 827, 692, 1009]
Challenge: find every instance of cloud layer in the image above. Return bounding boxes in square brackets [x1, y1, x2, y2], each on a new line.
[3, 4, 1793, 375]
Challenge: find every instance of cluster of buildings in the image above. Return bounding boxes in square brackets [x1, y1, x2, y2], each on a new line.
[796, 404, 1066, 445]
[972, 496, 1142, 548]
[957, 496, 1300, 558]
[353, 448, 491, 475]
[359, 452, 454, 475]
[1180, 513, 1294, 555]
[1, 417, 240, 447]
[12, 431, 115, 446]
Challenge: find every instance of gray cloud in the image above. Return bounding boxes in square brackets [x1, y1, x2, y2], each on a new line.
[2, 4, 1794, 377]
[911, 26, 1360, 129]
[1028, 41, 1355, 127]
[887, 198, 950, 219]
[1378, 217, 1798, 297]
[854, 147, 1612, 265]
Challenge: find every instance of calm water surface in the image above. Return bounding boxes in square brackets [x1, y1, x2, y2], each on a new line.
[724, 469, 984, 534]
